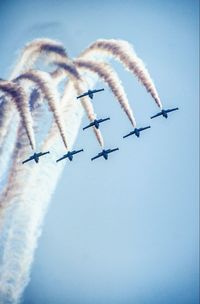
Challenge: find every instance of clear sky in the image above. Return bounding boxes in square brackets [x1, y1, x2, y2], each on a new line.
[0, 0, 199, 303]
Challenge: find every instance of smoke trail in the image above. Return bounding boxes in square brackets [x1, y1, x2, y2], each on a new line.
[0, 84, 83, 304]
[0, 97, 16, 149]
[75, 59, 136, 127]
[0, 37, 162, 304]
[0, 38, 68, 161]
[10, 38, 68, 79]
[15, 70, 69, 149]
[0, 102, 47, 301]
[26, 69, 68, 112]
[0, 80, 35, 150]
[81, 39, 162, 108]
[53, 59, 104, 147]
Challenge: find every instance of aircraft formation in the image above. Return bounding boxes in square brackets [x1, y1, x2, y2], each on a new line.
[22, 88, 179, 164]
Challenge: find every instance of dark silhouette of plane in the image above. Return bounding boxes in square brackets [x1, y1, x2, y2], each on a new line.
[83, 117, 110, 130]
[56, 149, 84, 162]
[91, 148, 119, 161]
[77, 88, 104, 100]
[151, 107, 179, 119]
[22, 151, 50, 164]
[123, 126, 151, 138]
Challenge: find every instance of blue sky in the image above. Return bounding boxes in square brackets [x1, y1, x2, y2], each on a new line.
[0, 0, 199, 303]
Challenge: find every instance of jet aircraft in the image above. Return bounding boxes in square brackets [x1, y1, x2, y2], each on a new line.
[56, 149, 84, 162]
[91, 148, 119, 161]
[22, 151, 50, 164]
[123, 126, 151, 138]
[77, 88, 104, 100]
[151, 107, 179, 119]
[83, 117, 110, 130]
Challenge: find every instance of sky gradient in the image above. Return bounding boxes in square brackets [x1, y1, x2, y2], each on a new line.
[0, 0, 199, 303]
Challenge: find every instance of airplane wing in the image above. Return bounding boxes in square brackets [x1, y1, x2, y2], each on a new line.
[22, 156, 33, 164]
[150, 112, 162, 119]
[76, 92, 88, 99]
[123, 132, 133, 138]
[166, 107, 179, 113]
[83, 122, 94, 130]
[56, 155, 67, 162]
[140, 126, 151, 131]
[93, 88, 104, 93]
[72, 149, 84, 155]
[91, 153, 102, 161]
[109, 148, 119, 153]
[100, 117, 110, 123]
[41, 151, 50, 156]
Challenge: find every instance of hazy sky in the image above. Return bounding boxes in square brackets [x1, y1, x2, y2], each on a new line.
[0, 0, 199, 303]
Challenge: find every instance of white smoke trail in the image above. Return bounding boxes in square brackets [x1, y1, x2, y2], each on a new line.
[0, 80, 35, 150]
[0, 38, 68, 184]
[75, 59, 136, 127]
[81, 39, 163, 108]
[0, 83, 83, 304]
[10, 38, 68, 80]
[0, 38, 68, 153]
[15, 70, 69, 149]
[0, 37, 162, 304]
[0, 97, 17, 151]
[0, 69, 105, 303]
[53, 60, 104, 147]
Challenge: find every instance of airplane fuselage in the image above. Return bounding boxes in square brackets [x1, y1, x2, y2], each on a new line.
[94, 120, 100, 129]
[162, 110, 168, 118]
[102, 150, 109, 159]
[88, 90, 93, 99]
[68, 154, 73, 161]
[33, 153, 39, 163]
[134, 129, 140, 137]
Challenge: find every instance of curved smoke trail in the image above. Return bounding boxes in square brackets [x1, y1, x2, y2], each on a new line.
[0, 96, 18, 151]
[81, 39, 163, 108]
[53, 59, 104, 147]
[0, 80, 35, 150]
[0, 83, 83, 304]
[0, 37, 163, 304]
[15, 70, 69, 149]
[74, 59, 136, 127]
[10, 38, 68, 80]
[0, 38, 68, 163]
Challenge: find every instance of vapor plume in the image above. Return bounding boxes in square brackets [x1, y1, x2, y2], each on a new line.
[0, 80, 35, 150]
[0, 38, 68, 159]
[15, 70, 68, 149]
[54, 59, 104, 147]
[81, 39, 163, 108]
[0, 84, 83, 304]
[75, 59, 136, 127]
[0, 37, 164, 304]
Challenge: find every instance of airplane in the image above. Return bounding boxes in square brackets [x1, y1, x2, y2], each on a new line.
[123, 126, 151, 138]
[150, 107, 179, 119]
[91, 148, 119, 161]
[56, 149, 84, 162]
[22, 151, 50, 164]
[83, 117, 110, 130]
[77, 88, 104, 100]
